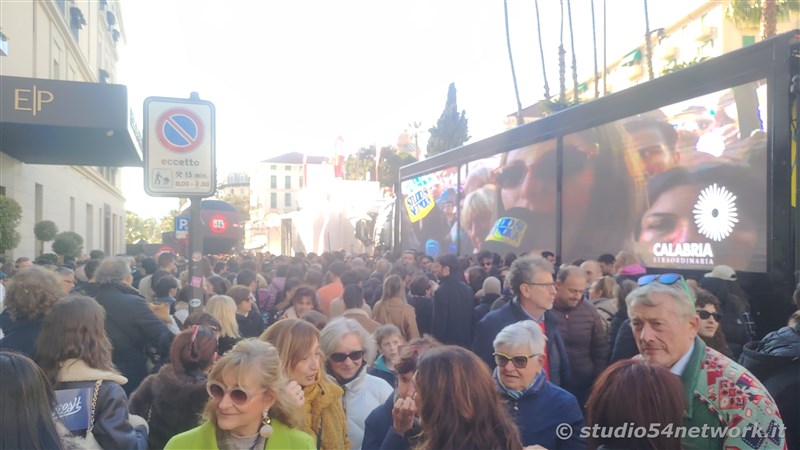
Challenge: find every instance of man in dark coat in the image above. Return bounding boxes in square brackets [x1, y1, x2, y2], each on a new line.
[94, 257, 174, 395]
[431, 254, 474, 347]
[472, 256, 571, 387]
[551, 266, 609, 407]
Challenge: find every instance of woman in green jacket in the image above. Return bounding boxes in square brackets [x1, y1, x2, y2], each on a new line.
[165, 339, 314, 450]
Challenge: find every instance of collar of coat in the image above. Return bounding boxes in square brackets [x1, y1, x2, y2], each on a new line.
[57, 358, 128, 385]
[342, 308, 369, 318]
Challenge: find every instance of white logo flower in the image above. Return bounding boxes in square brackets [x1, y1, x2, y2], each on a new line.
[693, 183, 738, 242]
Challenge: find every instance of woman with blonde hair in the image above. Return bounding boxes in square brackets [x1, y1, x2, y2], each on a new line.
[260, 319, 349, 449]
[33, 295, 149, 449]
[0, 265, 64, 356]
[372, 275, 419, 341]
[206, 295, 242, 355]
[165, 339, 314, 450]
[461, 184, 498, 253]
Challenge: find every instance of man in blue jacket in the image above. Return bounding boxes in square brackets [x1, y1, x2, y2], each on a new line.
[472, 255, 571, 387]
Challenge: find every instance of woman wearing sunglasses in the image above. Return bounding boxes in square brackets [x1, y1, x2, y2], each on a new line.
[320, 318, 393, 450]
[487, 123, 646, 262]
[492, 321, 585, 449]
[694, 288, 733, 358]
[260, 319, 350, 450]
[129, 326, 218, 449]
[165, 339, 314, 450]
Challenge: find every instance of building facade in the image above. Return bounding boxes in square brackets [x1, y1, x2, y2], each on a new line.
[0, 0, 134, 259]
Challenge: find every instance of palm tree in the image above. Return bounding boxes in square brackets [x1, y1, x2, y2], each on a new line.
[644, 0, 655, 80]
[534, 0, 551, 101]
[558, 0, 567, 104]
[504, 0, 523, 126]
[567, 0, 579, 102]
[726, 0, 800, 40]
[591, 0, 600, 98]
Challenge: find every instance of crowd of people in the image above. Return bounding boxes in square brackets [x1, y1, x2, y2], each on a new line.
[0, 247, 797, 450]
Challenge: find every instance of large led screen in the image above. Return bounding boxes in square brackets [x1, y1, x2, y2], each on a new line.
[458, 155, 502, 255]
[400, 167, 458, 257]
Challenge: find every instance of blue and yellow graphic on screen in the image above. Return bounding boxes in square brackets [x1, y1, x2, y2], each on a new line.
[403, 175, 436, 223]
[486, 217, 527, 247]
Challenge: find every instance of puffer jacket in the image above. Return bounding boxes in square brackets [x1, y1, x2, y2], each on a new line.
[372, 297, 419, 341]
[334, 367, 393, 450]
[551, 299, 609, 406]
[55, 359, 149, 450]
[128, 364, 208, 450]
[739, 324, 800, 450]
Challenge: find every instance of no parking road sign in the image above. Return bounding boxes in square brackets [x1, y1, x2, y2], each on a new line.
[144, 96, 215, 197]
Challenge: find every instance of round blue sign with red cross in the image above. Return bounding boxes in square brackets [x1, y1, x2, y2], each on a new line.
[156, 108, 205, 153]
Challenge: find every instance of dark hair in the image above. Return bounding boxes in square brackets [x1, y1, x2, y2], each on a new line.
[226, 285, 252, 306]
[236, 269, 257, 287]
[140, 257, 157, 276]
[541, 251, 555, 259]
[586, 359, 685, 450]
[623, 119, 678, 152]
[698, 277, 748, 320]
[34, 295, 117, 386]
[151, 269, 172, 290]
[409, 276, 430, 296]
[616, 280, 638, 317]
[89, 249, 105, 260]
[415, 346, 523, 450]
[275, 264, 290, 278]
[0, 350, 63, 450]
[436, 254, 461, 277]
[170, 326, 217, 374]
[597, 253, 616, 265]
[503, 252, 517, 268]
[476, 250, 493, 262]
[154, 275, 179, 297]
[301, 310, 328, 331]
[207, 274, 232, 296]
[157, 252, 176, 268]
[84, 258, 103, 280]
[343, 284, 364, 310]
[304, 270, 324, 289]
[341, 269, 361, 286]
[694, 288, 733, 357]
[328, 261, 348, 278]
[183, 312, 221, 332]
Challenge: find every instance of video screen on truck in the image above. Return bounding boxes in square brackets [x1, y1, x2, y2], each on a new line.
[400, 80, 767, 272]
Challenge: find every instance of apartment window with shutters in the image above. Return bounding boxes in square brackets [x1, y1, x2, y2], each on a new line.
[284, 193, 291, 207]
[285, 176, 291, 189]
[270, 175, 277, 189]
[270, 193, 277, 209]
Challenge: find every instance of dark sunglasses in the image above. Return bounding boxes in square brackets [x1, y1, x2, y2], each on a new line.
[329, 350, 365, 363]
[494, 144, 589, 189]
[638, 273, 694, 302]
[493, 352, 539, 369]
[206, 381, 266, 405]
[697, 310, 722, 321]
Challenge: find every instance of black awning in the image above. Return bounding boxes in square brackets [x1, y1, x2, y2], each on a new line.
[0, 75, 142, 167]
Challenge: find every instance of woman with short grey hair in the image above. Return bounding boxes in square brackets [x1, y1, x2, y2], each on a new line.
[320, 318, 392, 450]
[492, 321, 585, 449]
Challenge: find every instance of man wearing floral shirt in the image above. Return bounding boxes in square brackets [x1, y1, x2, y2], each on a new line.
[627, 274, 786, 450]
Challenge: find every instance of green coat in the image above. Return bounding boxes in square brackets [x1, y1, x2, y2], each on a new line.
[680, 338, 786, 450]
[164, 419, 314, 450]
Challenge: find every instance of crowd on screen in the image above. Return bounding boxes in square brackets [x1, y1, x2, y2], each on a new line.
[0, 247, 797, 450]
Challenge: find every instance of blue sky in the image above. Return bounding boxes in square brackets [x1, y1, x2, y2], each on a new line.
[119, 0, 698, 218]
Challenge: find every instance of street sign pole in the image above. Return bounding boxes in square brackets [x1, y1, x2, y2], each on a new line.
[143, 91, 215, 314]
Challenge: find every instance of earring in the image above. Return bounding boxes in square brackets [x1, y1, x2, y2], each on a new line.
[260, 409, 273, 438]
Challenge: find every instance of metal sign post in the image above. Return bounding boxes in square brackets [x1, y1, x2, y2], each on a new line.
[143, 93, 215, 312]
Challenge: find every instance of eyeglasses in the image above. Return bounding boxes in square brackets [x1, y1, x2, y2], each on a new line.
[329, 350, 366, 363]
[481, 262, 493, 267]
[206, 381, 266, 405]
[697, 310, 722, 322]
[637, 272, 695, 301]
[493, 352, 540, 369]
[494, 144, 590, 189]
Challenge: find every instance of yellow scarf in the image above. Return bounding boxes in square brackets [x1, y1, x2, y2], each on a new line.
[302, 375, 350, 450]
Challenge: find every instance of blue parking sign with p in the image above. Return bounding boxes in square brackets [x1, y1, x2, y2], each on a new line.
[176, 217, 189, 232]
